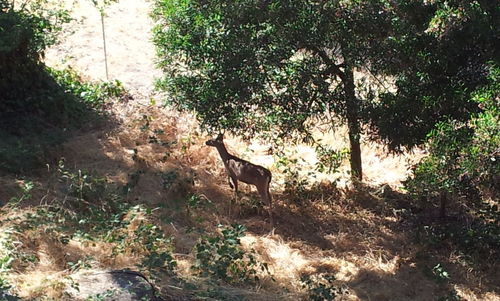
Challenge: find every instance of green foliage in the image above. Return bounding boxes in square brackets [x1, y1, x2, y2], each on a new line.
[0, 228, 17, 299]
[408, 66, 499, 255]
[193, 224, 268, 284]
[0, 1, 126, 174]
[0, 0, 71, 123]
[58, 161, 177, 277]
[406, 65, 499, 201]
[368, 0, 499, 151]
[7, 181, 34, 207]
[0, 66, 125, 173]
[13, 162, 130, 244]
[67, 256, 94, 272]
[152, 0, 391, 131]
[438, 290, 461, 301]
[90, 0, 119, 14]
[50, 67, 126, 107]
[300, 273, 343, 301]
[0, 0, 70, 62]
[86, 289, 118, 301]
[186, 194, 211, 211]
[315, 145, 349, 174]
[160, 170, 180, 189]
[152, 0, 399, 180]
[275, 154, 311, 201]
[424, 263, 461, 301]
[431, 263, 450, 284]
[134, 221, 177, 276]
[7, 163, 177, 282]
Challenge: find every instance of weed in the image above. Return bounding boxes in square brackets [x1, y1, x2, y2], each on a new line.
[86, 289, 118, 301]
[315, 145, 349, 174]
[134, 221, 177, 277]
[67, 256, 94, 272]
[160, 170, 179, 190]
[431, 263, 450, 284]
[50, 67, 125, 108]
[5, 165, 177, 297]
[193, 224, 269, 284]
[123, 170, 144, 194]
[275, 155, 312, 201]
[300, 273, 343, 301]
[437, 290, 461, 301]
[7, 180, 34, 207]
[416, 219, 500, 258]
[0, 228, 16, 299]
[186, 194, 212, 214]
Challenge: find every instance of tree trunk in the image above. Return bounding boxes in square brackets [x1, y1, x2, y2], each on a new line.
[343, 67, 363, 182]
[439, 191, 447, 218]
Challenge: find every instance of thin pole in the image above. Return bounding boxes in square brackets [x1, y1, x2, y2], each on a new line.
[101, 12, 109, 80]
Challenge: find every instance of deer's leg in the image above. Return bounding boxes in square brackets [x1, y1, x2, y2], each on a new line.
[233, 177, 238, 194]
[229, 176, 238, 217]
[257, 181, 273, 226]
[228, 176, 234, 189]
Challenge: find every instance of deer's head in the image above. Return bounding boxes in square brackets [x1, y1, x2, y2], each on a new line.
[205, 134, 224, 146]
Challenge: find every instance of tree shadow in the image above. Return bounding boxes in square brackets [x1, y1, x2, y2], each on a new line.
[1, 92, 498, 300]
[0, 61, 119, 175]
[265, 182, 500, 300]
[344, 256, 499, 301]
[248, 183, 413, 253]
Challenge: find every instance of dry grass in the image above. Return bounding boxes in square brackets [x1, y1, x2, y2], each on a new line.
[0, 0, 497, 299]
[1, 99, 498, 300]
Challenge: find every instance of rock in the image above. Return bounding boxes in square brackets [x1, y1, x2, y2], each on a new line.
[65, 269, 161, 301]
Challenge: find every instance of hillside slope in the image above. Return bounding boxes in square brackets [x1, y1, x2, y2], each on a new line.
[0, 0, 497, 300]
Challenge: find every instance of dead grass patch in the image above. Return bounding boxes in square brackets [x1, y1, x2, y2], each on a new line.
[0, 100, 498, 300]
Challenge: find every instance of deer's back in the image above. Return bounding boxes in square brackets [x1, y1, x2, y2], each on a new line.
[226, 157, 271, 185]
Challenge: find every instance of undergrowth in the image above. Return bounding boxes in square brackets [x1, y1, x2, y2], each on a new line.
[0, 162, 177, 297]
[0, 1, 128, 174]
[193, 224, 270, 285]
[300, 273, 344, 301]
[0, 159, 276, 298]
[0, 67, 126, 174]
[0, 228, 16, 300]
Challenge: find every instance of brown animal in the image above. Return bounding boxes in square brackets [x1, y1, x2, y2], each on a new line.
[206, 134, 273, 225]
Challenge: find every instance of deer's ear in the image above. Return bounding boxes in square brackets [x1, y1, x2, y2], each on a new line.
[217, 133, 224, 141]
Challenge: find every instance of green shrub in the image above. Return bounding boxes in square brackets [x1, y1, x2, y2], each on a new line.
[300, 273, 343, 301]
[406, 64, 499, 254]
[0, 1, 126, 174]
[408, 64, 499, 198]
[193, 224, 269, 284]
[50, 67, 126, 108]
[0, 228, 16, 299]
[315, 145, 349, 174]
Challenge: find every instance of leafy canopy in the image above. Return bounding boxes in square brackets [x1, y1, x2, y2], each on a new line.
[152, 0, 393, 138]
[368, 0, 499, 150]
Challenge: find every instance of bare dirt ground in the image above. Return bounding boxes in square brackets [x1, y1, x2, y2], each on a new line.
[1, 0, 497, 300]
[45, 0, 162, 98]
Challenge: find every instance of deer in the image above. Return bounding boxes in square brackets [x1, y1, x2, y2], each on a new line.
[206, 134, 274, 226]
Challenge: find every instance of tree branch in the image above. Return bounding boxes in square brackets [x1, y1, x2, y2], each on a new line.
[308, 45, 345, 81]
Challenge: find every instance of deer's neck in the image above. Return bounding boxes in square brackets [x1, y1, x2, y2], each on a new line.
[215, 144, 232, 162]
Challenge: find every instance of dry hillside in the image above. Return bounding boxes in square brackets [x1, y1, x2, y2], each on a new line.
[0, 0, 498, 300]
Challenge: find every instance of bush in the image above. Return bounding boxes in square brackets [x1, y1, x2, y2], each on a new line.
[0, 0, 70, 121]
[406, 64, 499, 254]
[0, 1, 126, 174]
[407, 65, 499, 204]
[193, 224, 269, 284]
[300, 273, 342, 301]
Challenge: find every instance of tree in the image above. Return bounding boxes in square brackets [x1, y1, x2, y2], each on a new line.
[367, 0, 499, 151]
[152, 0, 395, 181]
